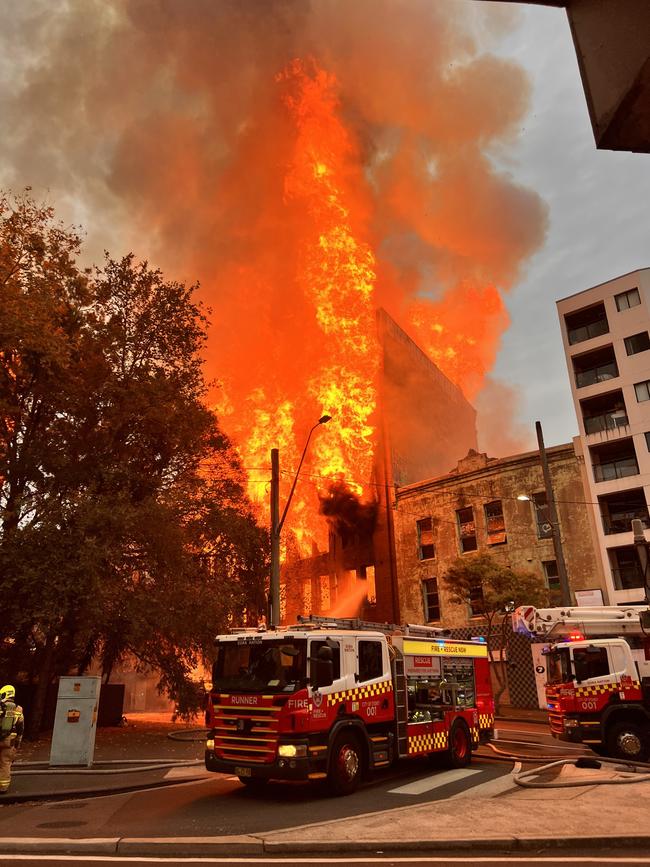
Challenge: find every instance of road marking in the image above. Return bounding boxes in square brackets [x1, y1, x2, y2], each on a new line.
[388, 767, 482, 795]
[163, 767, 213, 780]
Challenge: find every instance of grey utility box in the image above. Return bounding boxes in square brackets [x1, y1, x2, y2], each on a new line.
[49, 676, 101, 767]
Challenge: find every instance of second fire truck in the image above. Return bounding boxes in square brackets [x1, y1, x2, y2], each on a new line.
[513, 605, 650, 762]
[204, 615, 495, 794]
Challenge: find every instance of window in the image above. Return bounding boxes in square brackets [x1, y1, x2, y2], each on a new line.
[625, 332, 650, 356]
[416, 517, 435, 560]
[532, 492, 553, 539]
[543, 560, 560, 592]
[310, 639, 341, 681]
[646, 432, 650, 452]
[422, 577, 441, 622]
[573, 646, 609, 681]
[469, 582, 484, 617]
[457, 507, 477, 552]
[635, 380, 650, 402]
[484, 500, 507, 545]
[615, 287, 641, 312]
[359, 565, 376, 604]
[358, 640, 383, 682]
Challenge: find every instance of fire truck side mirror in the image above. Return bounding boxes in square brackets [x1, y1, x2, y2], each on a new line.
[313, 646, 334, 690]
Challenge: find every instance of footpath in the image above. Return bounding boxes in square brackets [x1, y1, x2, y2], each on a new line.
[1, 710, 649, 857]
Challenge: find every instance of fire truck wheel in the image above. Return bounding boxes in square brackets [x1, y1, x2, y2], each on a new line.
[328, 732, 364, 796]
[606, 721, 649, 763]
[446, 720, 471, 769]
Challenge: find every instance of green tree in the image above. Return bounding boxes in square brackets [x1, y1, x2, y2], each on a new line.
[0, 191, 267, 733]
[442, 552, 549, 711]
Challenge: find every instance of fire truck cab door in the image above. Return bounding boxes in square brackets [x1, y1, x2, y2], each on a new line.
[572, 642, 617, 688]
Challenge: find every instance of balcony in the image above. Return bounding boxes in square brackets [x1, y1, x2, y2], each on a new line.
[576, 362, 619, 389]
[572, 345, 618, 390]
[609, 546, 646, 590]
[593, 458, 639, 482]
[599, 488, 650, 535]
[565, 302, 609, 346]
[581, 389, 628, 437]
[584, 411, 629, 434]
[590, 437, 639, 483]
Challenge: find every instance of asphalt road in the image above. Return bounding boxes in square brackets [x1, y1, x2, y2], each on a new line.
[0, 751, 515, 840]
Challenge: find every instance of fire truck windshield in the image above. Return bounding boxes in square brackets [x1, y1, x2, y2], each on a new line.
[212, 638, 308, 693]
[546, 647, 572, 685]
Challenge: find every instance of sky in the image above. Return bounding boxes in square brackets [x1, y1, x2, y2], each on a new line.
[488, 4, 650, 449]
[1, 0, 648, 462]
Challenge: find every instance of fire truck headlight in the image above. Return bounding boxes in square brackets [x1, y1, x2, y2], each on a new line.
[278, 744, 307, 758]
[206, 738, 215, 751]
[564, 718, 579, 730]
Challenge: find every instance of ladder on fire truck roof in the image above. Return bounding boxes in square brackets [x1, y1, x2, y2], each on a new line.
[295, 614, 450, 638]
[513, 605, 650, 639]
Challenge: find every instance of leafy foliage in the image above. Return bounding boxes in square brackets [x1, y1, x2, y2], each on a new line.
[442, 552, 549, 709]
[0, 191, 268, 731]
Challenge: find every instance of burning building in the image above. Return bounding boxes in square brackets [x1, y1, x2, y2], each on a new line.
[282, 307, 477, 624]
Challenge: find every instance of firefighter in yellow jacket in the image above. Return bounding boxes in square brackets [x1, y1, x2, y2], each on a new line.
[0, 685, 24, 793]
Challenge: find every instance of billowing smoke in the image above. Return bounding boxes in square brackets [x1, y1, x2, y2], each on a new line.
[0, 1, 547, 539]
[319, 481, 378, 546]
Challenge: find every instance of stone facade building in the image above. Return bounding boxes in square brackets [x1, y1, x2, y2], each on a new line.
[393, 444, 606, 630]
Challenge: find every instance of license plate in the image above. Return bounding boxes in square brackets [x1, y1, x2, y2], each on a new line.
[235, 766, 251, 777]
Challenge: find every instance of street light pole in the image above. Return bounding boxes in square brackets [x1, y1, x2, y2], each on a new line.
[536, 420, 572, 607]
[269, 415, 332, 627]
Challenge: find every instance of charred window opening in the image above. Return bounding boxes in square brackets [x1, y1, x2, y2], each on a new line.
[484, 500, 506, 546]
[532, 491, 553, 539]
[416, 517, 435, 560]
[469, 581, 484, 617]
[422, 577, 441, 622]
[456, 506, 477, 553]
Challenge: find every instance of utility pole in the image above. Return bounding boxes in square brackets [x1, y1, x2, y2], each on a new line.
[536, 420, 572, 607]
[270, 448, 280, 628]
[268, 415, 331, 628]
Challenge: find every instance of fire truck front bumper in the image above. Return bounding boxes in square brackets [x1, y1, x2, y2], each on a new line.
[204, 738, 323, 782]
[551, 717, 582, 743]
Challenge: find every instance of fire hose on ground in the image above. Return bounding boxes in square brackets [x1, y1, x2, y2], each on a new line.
[480, 742, 650, 787]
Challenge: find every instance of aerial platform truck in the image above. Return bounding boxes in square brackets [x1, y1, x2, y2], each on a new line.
[204, 615, 495, 794]
[513, 605, 650, 762]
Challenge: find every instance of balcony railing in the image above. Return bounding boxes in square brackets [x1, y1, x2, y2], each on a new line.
[602, 515, 650, 535]
[575, 362, 618, 389]
[568, 318, 609, 345]
[584, 411, 629, 434]
[593, 458, 639, 482]
[611, 565, 645, 590]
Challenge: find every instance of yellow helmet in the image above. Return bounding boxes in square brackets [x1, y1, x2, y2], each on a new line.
[0, 685, 15, 701]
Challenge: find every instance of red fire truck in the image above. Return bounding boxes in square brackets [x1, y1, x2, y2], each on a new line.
[513, 605, 650, 762]
[204, 615, 495, 794]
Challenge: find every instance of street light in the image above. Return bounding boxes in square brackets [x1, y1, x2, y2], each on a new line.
[269, 415, 332, 627]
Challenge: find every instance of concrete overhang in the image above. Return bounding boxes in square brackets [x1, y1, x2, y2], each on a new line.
[481, 0, 650, 154]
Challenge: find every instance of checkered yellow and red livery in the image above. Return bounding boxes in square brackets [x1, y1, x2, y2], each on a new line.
[408, 731, 449, 754]
[326, 679, 393, 705]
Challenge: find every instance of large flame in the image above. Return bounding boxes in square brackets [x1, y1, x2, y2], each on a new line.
[234, 59, 379, 550]
[1, 0, 550, 536]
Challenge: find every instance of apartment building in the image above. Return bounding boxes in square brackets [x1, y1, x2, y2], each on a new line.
[557, 268, 650, 604]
